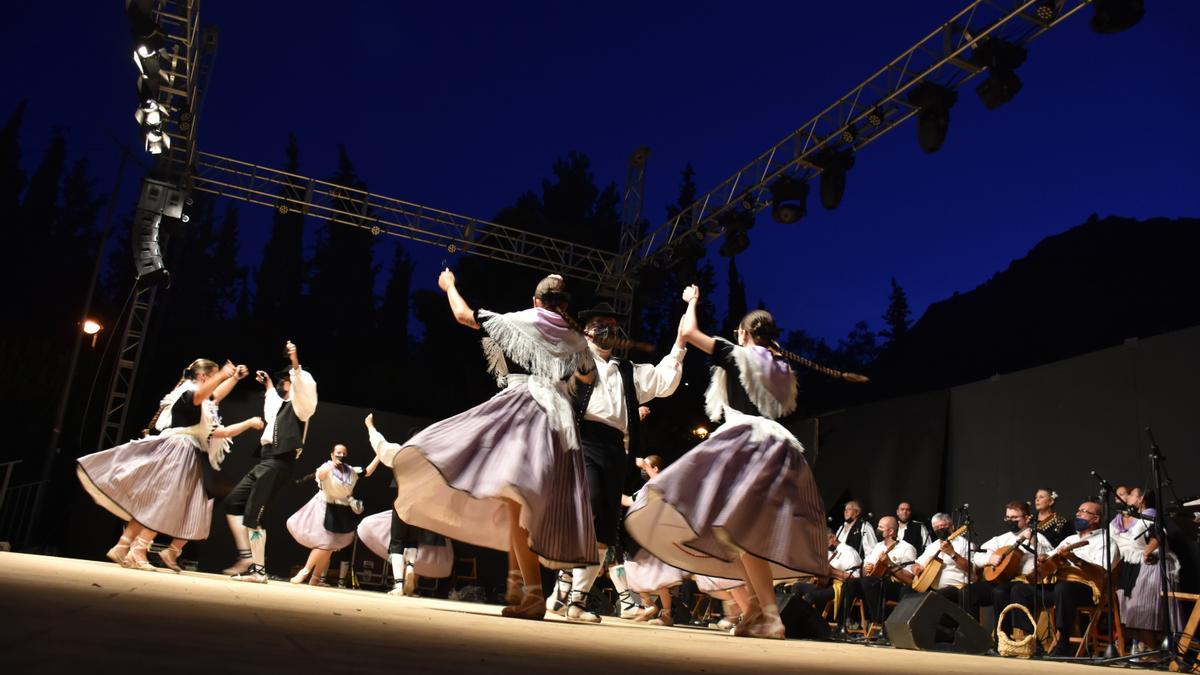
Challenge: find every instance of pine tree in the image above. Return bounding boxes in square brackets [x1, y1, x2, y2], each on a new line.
[724, 256, 747, 337]
[254, 133, 305, 336]
[0, 100, 27, 224]
[16, 130, 67, 322]
[880, 276, 912, 347]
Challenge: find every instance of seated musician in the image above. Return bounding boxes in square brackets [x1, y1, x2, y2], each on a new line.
[838, 516, 918, 630]
[1010, 500, 1119, 657]
[796, 528, 862, 617]
[903, 512, 970, 605]
[896, 501, 931, 551]
[969, 500, 1053, 632]
[835, 500, 878, 559]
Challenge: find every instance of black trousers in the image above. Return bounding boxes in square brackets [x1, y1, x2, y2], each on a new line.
[1010, 580, 1094, 639]
[969, 579, 1024, 631]
[224, 455, 294, 529]
[796, 582, 837, 612]
[579, 421, 626, 548]
[840, 576, 903, 623]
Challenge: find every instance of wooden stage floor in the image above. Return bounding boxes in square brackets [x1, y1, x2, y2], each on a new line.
[0, 552, 1108, 674]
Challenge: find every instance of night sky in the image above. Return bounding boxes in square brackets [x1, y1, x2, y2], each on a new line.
[3, 1, 1198, 343]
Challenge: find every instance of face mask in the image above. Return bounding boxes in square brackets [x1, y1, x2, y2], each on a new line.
[639, 469, 650, 481]
[877, 530, 886, 538]
[933, 527, 951, 541]
[1006, 520, 1022, 533]
[1073, 517, 1091, 533]
[590, 326, 616, 350]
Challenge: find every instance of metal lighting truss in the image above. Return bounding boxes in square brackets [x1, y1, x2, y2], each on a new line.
[620, 0, 1097, 276]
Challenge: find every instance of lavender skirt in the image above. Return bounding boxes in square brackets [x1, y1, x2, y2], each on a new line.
[624, 417, 828, 581]
[1119, 559, 1182, 631]
[286, 493, 356, 551]
[76, 434, 212, 541]
[694, 574, 745, 593]
[356, 511, 456, 578]
[624, 549, 686, 594]
[390, 384, 598, 568]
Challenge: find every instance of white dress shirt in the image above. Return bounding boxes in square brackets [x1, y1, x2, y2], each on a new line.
[261, 367, 318, 445]
[898, 520, 932, 549]
[829, 543, 863, 578]
[972, 528, 1054, 577]
[836, 520, 879, 554]
[863, 540, 919, 574]
[1055, 529, 1118, 568]
[914, 536, 971, 589]
[583, 345, 686, 436]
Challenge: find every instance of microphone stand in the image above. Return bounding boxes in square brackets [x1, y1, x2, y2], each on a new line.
[1136, 429, 1185, 668]
[1087, 471, 1120, 660]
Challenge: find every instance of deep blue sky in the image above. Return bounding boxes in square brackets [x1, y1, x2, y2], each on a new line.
[3, 1, 1198, 343]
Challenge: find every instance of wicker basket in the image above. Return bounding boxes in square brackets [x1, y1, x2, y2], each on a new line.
[996, 604, 1036, 658]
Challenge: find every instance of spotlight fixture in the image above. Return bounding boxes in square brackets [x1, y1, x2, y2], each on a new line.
[841, 125, 858, 145]
[716, 210, 755, 258]
[811, 148, 855, 210]
[134, 100, 168, 128]
[768, 175, 809, 224]
[1033, 1, 1059, 22]
[136, 75, 161, 104]
[970, 38, 1028, 110]
[1090, 0, 1144, 33]
[692, 426, 709, 440]
[144, 127, 171, 155]
[867, 107, 885, 127]
[906, 81, 957, 153]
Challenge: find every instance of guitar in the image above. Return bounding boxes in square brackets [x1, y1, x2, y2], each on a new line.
[865, 541, 898, 577]
[1033, 539, 1092, 584]
[911, 524, 969, 592]
[982, 531, 1038, 583]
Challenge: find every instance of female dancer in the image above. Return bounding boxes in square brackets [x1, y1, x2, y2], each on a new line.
[1115, 487, 1181, 656]
[373, 269, 597, 620]
[360, 417, 455, 596]
[624, 285, 829, 639]
[287, 443, 380, 585]
[1034, 488, 1071, 546]
[77, 359, 263, 571]
[622, 455, 686, 626]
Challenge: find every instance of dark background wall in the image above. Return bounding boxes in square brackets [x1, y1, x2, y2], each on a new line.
[805, 325, 1200, 588]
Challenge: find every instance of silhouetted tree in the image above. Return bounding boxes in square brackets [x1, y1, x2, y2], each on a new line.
[254, 133, 306, 343]
[880, 276, 912, 348]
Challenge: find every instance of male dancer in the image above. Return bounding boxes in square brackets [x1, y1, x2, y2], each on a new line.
[224, 340, 318, 582]
[550, 302, 685, 622]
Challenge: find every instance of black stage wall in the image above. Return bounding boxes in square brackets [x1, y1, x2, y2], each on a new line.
[804, 325, 1200, 587]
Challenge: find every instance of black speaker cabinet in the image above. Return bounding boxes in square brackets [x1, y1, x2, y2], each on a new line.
[779, 590, 832, 641]
[883, 592, 990, 654]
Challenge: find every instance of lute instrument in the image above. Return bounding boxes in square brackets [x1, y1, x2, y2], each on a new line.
[1033, 539, 1092, 584]
[982, 530, 1038, 583]
[911, 524, 969, 592]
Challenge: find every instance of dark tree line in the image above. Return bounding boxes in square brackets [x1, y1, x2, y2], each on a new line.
[0, 100, 912, 477]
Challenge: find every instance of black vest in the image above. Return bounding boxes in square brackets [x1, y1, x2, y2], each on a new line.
[901, 520, 927, 551]
[266, 400, 304, 459]
[841, 519, 866, 557]
[572, 357, 644, 491]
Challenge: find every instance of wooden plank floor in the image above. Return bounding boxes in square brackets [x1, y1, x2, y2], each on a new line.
[0, 552, 1103, 674]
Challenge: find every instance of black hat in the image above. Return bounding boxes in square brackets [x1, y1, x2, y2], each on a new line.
[274, 368, 293, 382]
[579, 302, 619, 321]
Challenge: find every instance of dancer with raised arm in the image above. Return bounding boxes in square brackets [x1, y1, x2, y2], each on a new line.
[224, 341, 318, 583]
[624, 284, 829, 639]
[77, 359, 262, 571]
[287, 443, 379, 586]
[545, 301, 686, 623]
[372, 269, 597, 620]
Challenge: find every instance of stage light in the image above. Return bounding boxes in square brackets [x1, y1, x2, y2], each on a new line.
[134, 100, 168, 128]
[717, 210, 754, 258]
[1090, 0, 1144, 33]
[768, 175, 809, 224]
[136, 75, 161, 105]
[811, 148, 855, 210]
[867, 107, 885, 127]
[907, 81, 957, 153]
[841, 125, 858, 145]
[1034, 1, 1059, 22]
[82, 320, 103, 335]
[970, 38, 1027, 110]
[144, 127, 171, 155]
[692, 426, 709, 440]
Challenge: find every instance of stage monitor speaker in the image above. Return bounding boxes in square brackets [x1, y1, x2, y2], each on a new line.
[883, 592, 990, 655]
[779, 591, 832, 641]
